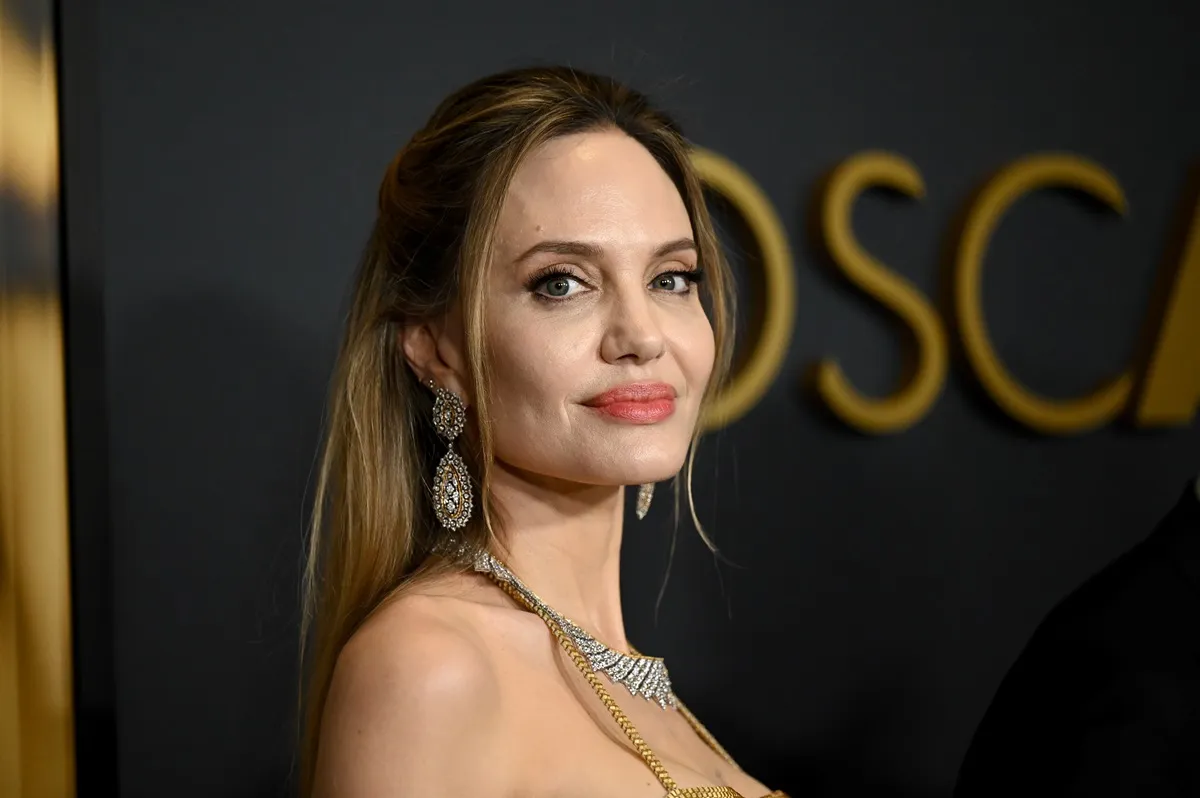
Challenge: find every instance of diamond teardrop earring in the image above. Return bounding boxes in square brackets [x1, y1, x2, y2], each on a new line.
[635, 482, 655, 520]
[428, 380, 473, 531]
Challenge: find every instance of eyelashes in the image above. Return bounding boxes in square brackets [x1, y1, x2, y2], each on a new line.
[526, 265, 706, 301]
[652, 268, 706, 293]
[525, 267, 585, 299]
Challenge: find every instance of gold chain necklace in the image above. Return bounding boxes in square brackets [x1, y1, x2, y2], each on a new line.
[475, 550, 755, 796]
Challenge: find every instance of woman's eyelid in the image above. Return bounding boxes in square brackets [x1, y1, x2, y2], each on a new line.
[649, 258, 700, 280]
[536, 261, 596, 284]
[523, 262, 583, 289]
[651, 256, 699, 275]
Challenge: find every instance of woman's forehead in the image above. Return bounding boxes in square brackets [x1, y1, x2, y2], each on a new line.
[495, 131, 691, 253]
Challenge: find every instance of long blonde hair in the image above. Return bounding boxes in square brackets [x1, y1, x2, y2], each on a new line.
[299, 65, 736, 794]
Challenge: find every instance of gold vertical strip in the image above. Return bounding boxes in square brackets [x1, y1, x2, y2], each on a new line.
[0, 0, 77, 795]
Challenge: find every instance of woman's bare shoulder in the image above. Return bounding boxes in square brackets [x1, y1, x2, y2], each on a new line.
[345, 585, 500, 694]
[313, 577, 518, 797]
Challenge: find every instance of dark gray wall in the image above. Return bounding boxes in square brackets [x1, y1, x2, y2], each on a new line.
[64, 1, 1200, 796]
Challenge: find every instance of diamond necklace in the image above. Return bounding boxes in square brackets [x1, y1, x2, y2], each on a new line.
[471, 549, 678, 710]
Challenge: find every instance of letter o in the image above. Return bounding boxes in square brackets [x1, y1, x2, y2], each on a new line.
[690, 148, 796, 431]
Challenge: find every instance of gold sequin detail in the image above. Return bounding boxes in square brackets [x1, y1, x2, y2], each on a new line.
[666, 788, 742, 797]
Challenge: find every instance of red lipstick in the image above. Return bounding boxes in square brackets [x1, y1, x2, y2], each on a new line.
[583, 382, 676, 423]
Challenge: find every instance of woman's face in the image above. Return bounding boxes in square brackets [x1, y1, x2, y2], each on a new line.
[483, 129, 715, 487]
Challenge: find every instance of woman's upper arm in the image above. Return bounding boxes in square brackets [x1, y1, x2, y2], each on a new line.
[311, 612, 510, 798]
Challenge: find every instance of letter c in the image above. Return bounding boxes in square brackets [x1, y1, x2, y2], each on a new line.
[955, 154, 1132, 435]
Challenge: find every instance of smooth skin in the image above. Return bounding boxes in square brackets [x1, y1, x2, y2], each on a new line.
[312, 129, 773, 798]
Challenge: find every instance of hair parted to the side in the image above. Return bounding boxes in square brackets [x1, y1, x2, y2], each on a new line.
[299, 65, 736, 795]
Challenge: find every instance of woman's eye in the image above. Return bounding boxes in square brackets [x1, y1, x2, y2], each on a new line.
[535, 274, 585, 299]
[652, 272, 694, 294]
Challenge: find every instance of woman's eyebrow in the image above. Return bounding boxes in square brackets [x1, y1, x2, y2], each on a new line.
[512, 237, 696, 264]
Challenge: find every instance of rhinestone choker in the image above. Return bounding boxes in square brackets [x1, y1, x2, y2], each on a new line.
[472, 549, 678, 710]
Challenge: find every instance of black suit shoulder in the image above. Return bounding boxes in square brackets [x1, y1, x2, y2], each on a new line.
[1035, 514, 1198, 664]
[955, 485, 1200, 797]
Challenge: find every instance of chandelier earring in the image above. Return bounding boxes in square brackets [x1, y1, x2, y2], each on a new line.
[428, 379, 473, 531]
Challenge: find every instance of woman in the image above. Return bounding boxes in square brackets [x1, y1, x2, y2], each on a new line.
[302, 65, 786, 798]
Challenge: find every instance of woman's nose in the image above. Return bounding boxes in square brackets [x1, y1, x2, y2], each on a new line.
[599, 287, 666, 365]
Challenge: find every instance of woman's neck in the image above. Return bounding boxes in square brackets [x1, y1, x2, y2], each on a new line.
[487, 463, 630, 651]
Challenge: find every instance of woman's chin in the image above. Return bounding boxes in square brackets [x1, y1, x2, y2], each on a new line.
[496, 441, 691, 489]
[612, 457, 687, 487]
[563, 460, 685, 489]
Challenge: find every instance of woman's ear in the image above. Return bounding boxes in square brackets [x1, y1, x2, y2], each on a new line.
[399, 312, 471, 405]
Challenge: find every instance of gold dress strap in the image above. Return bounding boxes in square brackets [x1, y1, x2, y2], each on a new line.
[492, 579, 680, 790]
[490, 579, 788, 798]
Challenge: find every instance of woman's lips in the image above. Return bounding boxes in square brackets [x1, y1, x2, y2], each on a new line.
[582, 382, 676, 423]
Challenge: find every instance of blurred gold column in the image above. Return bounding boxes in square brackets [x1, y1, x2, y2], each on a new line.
[0, 0, 77, 795]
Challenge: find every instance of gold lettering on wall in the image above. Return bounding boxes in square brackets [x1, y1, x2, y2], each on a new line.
[694, 145, 1196, 435]
[955, 154, 1133, 434]
[815, 152, 948, 433]
[1135, 185, 1200, 426]
[690, 147, 796, 430]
